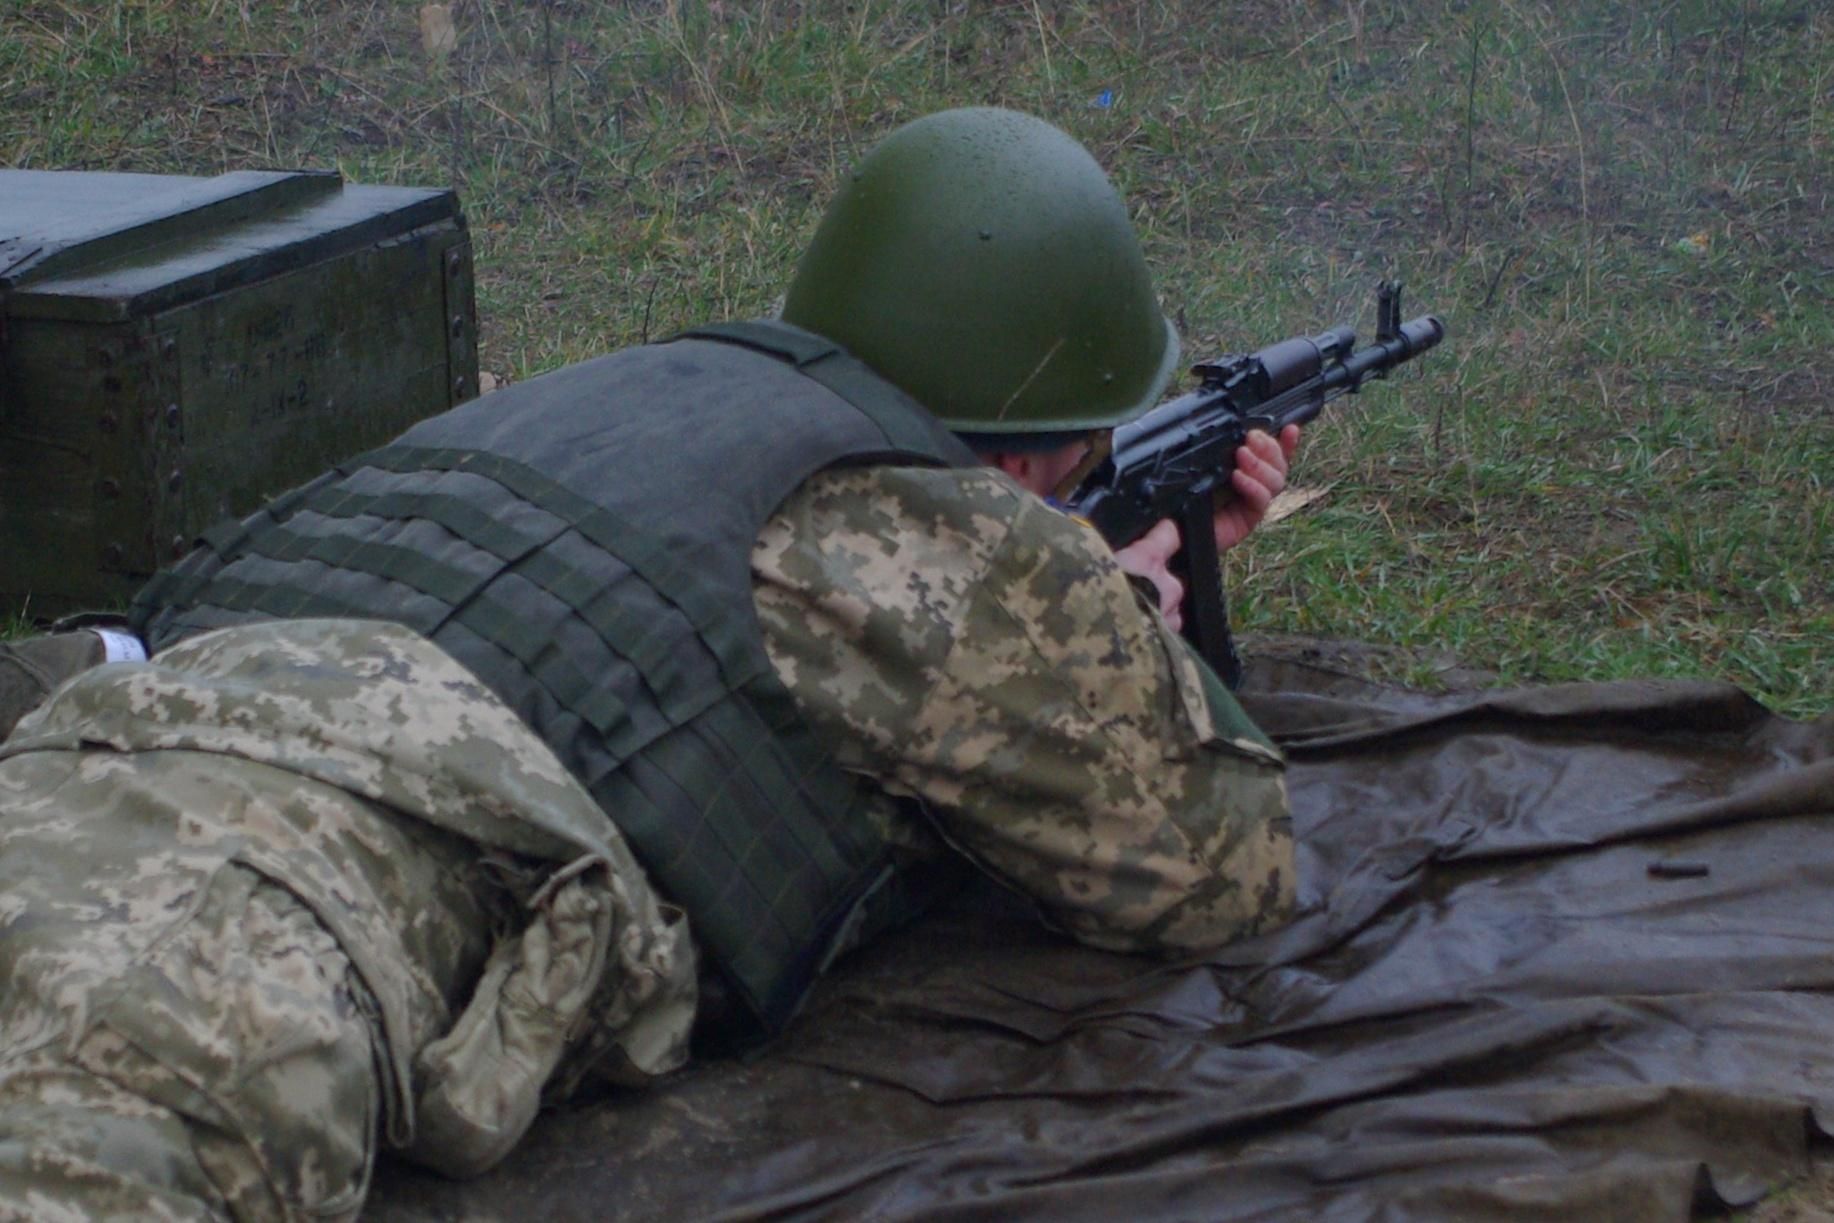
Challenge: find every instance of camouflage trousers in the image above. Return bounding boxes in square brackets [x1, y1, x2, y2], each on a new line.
[0, 619, 699, 1221]
[0, 737, 498, 1223]
[0, 867, 381, 1222]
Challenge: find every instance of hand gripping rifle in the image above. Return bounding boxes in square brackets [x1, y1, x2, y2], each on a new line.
[1066, 281, 1446, 689]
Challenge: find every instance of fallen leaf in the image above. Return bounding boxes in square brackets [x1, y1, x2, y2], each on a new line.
[1264, 484, 1333, 526]
[420, 4, 457, 60]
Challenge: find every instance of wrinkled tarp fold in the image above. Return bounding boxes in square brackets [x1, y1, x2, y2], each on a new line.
[371, 643, 1834, 1221]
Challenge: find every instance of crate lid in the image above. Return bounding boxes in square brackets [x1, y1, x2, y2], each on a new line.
[0, 168, 461, 322]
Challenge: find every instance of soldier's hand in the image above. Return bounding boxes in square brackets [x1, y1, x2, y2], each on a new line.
[1113, 518, 1186, 632]
[1214, 425, 1300, 552]
[1112, 424, 1298, 627]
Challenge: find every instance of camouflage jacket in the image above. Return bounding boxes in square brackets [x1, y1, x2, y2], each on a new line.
[754, 464, 1297, 954]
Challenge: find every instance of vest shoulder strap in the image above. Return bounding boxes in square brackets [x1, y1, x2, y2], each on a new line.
[674, 319, 976, 465]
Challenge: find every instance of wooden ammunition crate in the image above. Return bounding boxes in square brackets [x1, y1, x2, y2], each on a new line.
[0, 168, 478, 618]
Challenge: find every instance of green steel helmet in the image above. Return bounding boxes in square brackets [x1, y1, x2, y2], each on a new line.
[781, 107, 1180, 434]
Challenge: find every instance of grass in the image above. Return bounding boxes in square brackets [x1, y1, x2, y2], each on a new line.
[2, 0, 1830, 718]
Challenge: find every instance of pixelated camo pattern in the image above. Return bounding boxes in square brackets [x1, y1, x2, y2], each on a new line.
[753, 464, 1297, 953]
[0, 620, 696, 1219]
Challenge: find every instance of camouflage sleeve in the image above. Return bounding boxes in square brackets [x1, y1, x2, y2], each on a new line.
[753, 465, 1297, 954]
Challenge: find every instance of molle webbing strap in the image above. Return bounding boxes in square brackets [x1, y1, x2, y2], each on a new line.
[352, 447, 764, 693]
[129, 468, 341, 635]
[153, 448, 768, 757]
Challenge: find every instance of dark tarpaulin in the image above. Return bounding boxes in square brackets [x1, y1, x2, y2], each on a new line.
[369, 641, 1834, 1221]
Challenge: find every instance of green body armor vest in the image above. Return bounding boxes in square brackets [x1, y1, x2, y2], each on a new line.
[131, 320, 977, 1036]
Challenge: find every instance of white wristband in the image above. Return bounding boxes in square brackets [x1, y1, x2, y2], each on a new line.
[93, 628, 148, 664]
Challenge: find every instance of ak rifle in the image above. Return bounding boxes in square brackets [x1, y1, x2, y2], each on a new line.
[1068, 281, 1446, 689]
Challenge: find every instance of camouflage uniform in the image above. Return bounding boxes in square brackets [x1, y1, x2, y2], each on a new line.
[0, 461, 1292, 1221]
[0, 619, 696, 1221]
[754, 464, 1296, 953]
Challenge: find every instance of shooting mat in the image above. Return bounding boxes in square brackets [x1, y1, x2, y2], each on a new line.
[370, 640, 1834, 1221]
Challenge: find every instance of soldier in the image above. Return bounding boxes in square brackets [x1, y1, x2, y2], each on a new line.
[0, 108, 1297, 1221]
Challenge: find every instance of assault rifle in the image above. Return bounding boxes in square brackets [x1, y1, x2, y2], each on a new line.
[1067, 281, 1446, 689]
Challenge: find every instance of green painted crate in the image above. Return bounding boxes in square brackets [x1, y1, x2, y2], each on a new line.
[0, 168, 478, 618]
